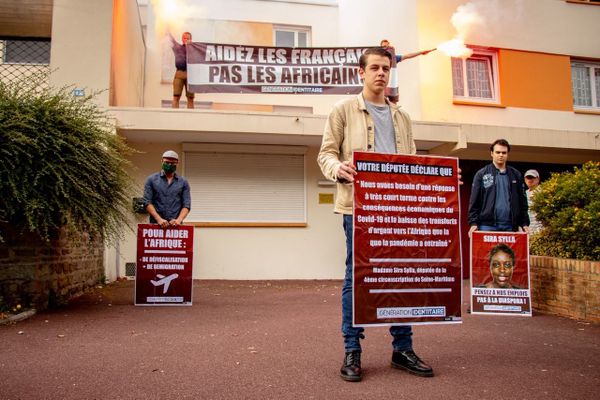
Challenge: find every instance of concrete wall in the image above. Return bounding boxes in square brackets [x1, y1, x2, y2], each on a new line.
[116, 142, 346, 280]
[531, 255, 600, 323]
[141, 0, 430, 116]
[42, 0, 599, 282]
[135, 0, 600, 134]
[418, 0, 600, 58]
[338, 0, 423, 118]
[49, 0, 114, 106]
[111, 0, 146, 106]
[143, 0, 341, 113]
[417, 0, 600, 132]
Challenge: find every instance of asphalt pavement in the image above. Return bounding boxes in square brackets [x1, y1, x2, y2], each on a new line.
[1, 279, 598, 400]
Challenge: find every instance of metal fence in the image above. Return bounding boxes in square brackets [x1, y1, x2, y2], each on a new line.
[0, 38, 51, 87]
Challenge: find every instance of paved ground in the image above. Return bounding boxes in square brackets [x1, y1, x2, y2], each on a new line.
[1, 280, 598, 400]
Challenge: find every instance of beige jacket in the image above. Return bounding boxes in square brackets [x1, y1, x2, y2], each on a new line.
[317, 93, 416, 215]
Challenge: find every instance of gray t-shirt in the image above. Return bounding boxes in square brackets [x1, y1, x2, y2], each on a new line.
[365, 101, 396, 154]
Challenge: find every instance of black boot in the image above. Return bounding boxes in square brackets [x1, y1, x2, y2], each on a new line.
[340, 351, 362, 382]
[391, 350, 434, 377]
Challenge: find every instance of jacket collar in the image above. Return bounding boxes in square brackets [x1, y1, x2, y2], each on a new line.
[160, 170, 178, 179]
[357, 93, 400, 111]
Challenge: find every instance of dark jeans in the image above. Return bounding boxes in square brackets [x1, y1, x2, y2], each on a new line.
[342, 214, 413, 353]
[479, 224, 514, 232]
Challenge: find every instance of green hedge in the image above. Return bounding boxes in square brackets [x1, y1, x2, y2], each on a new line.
[0, 78, 134, 242]
[529, 161, 600, 261]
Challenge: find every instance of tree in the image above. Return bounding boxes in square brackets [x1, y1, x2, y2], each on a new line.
[529, 161, 600, 261]
[0, 77, 135, 242]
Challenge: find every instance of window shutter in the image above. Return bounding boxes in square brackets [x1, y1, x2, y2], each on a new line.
[451, 58, 464, 97]
[184, 148, 306, 223]
[466, 58, 492, 99]
[594, 67, 600, 106]
[571, 65, 592, 107]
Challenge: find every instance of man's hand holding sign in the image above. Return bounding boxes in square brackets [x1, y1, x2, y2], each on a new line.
[352, 152, 463, 326]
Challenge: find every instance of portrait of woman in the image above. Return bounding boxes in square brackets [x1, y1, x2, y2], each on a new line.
[484, 243, 520, 289]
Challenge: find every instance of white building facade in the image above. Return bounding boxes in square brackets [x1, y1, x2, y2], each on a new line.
[2, 0, 599, 280]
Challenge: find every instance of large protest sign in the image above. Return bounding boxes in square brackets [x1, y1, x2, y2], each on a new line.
[135, 224, 194, 306]
[352, 152, 462, 326]
[187, 43, 368, 94]
[470, 231, 531, 316]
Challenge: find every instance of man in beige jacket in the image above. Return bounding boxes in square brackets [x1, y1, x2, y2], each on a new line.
[318, 47, 433, 382]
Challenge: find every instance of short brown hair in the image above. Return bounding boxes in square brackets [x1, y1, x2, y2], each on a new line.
[359, 47, 392, 70]
[490, 138, 510, 152]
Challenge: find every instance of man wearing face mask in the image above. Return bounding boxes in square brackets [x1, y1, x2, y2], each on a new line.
[143, 150, 191, 228]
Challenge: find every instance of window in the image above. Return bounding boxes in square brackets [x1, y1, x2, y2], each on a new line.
[183, 144, 306, 225]
[0, 38, 51, 87]
[451, 48, 500, 104]
[571, 61, 600, 110]
[274, 25, 311, 47]
[2, 39, 51, 64]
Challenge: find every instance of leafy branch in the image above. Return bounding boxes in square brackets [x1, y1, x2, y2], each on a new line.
[0, 75, 135, 243]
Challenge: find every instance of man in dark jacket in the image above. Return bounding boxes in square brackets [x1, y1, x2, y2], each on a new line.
[468, 139, 529, 236]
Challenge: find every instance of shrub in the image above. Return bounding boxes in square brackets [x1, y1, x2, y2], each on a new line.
[0, 77, 135, 242]
[529, 161, 600, 261]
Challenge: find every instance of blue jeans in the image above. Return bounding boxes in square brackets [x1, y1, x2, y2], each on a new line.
[342, 214, 413, 353]
[479, 224, 513, 232]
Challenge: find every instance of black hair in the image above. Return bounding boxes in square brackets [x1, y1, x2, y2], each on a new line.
[488, 243, 515, 266]
[490, 139, 510, 152]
